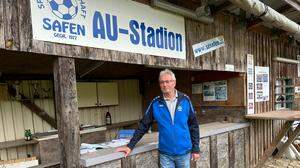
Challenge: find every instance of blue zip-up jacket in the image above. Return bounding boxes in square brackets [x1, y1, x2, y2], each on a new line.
[127, 91, 200, 155]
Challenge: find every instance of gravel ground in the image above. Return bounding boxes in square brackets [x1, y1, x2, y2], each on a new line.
[262, 158, 300, 168]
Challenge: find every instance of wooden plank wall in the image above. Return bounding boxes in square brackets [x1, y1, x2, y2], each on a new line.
[245, 31, 300, 167]
[0, 79, 142, 161]
[190, 74, 246, 124]
[186, 14, 246, 72]
[186, 14, 299, 167]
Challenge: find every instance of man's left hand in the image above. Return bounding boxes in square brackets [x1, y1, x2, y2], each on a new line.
[191, 153, 200, 161]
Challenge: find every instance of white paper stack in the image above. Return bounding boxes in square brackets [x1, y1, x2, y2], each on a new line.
[80, 139, 130, 154]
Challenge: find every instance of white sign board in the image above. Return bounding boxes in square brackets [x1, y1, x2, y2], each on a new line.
[30, 0, 186, 59]
[203, 80, 227, 101]
[192, 36, 225, 57]
[298, 55, 300, 77]
[247, 54, 255, 114]
[225, 64, 235, 71]
[295, 86, 300, 93]
[255, 66, 270, 102]
[298, 64, 300, 77]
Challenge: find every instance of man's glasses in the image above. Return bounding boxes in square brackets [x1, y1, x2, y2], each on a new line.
[159, 80, 174, 84]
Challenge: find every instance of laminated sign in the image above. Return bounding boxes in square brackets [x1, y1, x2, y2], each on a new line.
[298, 55, 300, 77]
[192, 36, 225, 57]
[255, 66, 270, 102]
[247, 54, 254, 114]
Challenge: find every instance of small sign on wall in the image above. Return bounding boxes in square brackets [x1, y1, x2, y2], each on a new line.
[247, 54, 255, 114]
[295, 86, 300, 93]
[192, 83, 202, 94]
[203, 80, 227, 101]
[298, 55, 300, 77]
[255, 66, 270, 102]
[192, 36, 225, 57]
[295, 86, 300, 98]
[225, 64, 235, 71]
[298, 64, 300, 77]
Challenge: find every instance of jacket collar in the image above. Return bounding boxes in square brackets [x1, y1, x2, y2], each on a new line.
[158, 90, 185, 102]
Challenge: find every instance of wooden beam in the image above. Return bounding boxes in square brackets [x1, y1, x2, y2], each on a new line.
[7, 84, 57, 128]
[274, 124, 300, 158]
[53, 57, 80, 168]
[284, 0, 300, 12]
[255, 121, 293, 168]
[277, 4, 293, 14]
[22, 99, 57, 128]
[0, 138, 38, 150]
[246, 4, 292, 30]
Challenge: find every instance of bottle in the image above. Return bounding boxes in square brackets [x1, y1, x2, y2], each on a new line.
[24, 129, 32, 141]
[79, 124, 83, 131]
[105, 111, 112, 125]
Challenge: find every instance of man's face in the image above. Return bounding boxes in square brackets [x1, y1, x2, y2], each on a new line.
[159, 74, 176, 94]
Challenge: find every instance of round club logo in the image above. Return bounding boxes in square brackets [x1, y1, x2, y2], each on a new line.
[48, 0, 79, 20]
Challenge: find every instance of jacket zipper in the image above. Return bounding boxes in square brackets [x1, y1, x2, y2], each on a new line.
[161, 100, 176, 154]
[161, 101, 174, 125]
[172, 98, 182, 154]
[161, 97, 183, 155]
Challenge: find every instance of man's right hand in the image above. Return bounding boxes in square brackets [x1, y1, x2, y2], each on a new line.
[116, 146, 132, 157]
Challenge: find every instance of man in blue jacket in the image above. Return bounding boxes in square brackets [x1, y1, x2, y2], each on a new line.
[117, 69, 200, 168]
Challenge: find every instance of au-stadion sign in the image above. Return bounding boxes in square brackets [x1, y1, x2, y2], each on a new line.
[30, 0, 186, 59]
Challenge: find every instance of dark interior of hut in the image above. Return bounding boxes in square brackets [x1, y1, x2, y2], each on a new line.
[0, 49, 246, 127]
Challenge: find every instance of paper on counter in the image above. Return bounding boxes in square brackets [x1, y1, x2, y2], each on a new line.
[105, 139, 130, 148]
[80, 139, 130, 154]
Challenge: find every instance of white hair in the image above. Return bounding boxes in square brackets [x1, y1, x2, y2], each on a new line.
[159, 69, 176, 81]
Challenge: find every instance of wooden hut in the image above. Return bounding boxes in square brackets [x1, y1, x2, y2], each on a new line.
[0, 0, 300, 167]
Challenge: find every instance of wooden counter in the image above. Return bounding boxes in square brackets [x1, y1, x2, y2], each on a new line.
[80, 122, 250, 167]
[245, 110, 300, 120]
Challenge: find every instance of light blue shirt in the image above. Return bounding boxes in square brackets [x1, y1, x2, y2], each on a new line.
[164, 90, 178, 123]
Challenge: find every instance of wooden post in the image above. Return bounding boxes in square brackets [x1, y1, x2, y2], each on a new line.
[228, 131, 235, 168]
[53, 57, 80, 168]
[274, 124, 300, 158]
[210, 135, 218, 168]
[256, 121, 293, 168]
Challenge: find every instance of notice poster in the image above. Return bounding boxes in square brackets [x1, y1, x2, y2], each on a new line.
[247, 54, 255, 114]
[298, 64, 300, 77]
[203, 80, 227, 101]
[295, 86, 300, 98]
[203, 82, 215, 101]
[255, 66, 270, 102]
[192, 83, 202, 94]
[298, 55, 300, 77]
